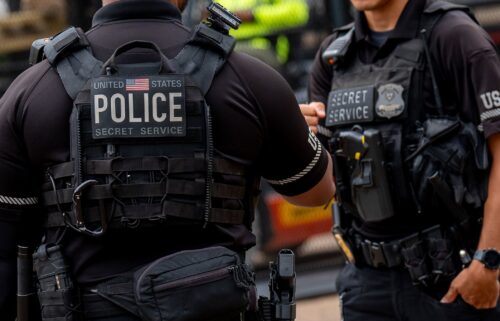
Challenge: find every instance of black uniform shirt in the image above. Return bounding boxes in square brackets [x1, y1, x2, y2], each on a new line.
[308, 0, 500, 238]
[0, 0, 328, 284]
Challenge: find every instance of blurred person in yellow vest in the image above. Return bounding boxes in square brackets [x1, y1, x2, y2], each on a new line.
[216, 0, 309, 70]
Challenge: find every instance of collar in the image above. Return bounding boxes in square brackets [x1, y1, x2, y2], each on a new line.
[92, 0, 182, 27]
[354, 0, 426, 43]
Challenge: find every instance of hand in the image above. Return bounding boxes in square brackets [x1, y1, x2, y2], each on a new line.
[299, 102, 326, 134]
[441, 260, 500, 309]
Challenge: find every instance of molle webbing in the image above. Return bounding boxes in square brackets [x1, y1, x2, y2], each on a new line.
[46, 157, 246, 180]
[44, 202, 245, 228]
[40, 23, 251, 231]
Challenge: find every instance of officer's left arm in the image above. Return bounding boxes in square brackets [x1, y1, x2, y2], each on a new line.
[442, 134, 500, 309]
[436, 12, 500, 309]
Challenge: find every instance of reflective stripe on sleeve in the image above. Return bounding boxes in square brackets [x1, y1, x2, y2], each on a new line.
[0, 195, 39, 206]
[480, 108, 500, 122]
[266, 132, 323, 186]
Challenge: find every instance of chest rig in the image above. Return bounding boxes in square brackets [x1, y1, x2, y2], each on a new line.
[36, 20, 258, 236]
[324, 1, 488, 224]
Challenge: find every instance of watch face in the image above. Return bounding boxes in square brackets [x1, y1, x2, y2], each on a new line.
[483, 250, 500, 269]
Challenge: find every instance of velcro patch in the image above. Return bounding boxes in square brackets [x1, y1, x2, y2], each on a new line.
[90, 75, 186, 139]
[326, 86, 374, 127]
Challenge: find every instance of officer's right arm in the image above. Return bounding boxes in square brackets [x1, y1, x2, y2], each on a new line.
[229, 54, 334, 207]
[0, 69, 44, 320]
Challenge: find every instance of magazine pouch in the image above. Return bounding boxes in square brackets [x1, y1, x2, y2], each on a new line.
[134, 246, 256, 321]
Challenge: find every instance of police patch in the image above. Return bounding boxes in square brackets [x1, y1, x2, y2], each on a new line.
[90, 75, 186, 139]
[375, 84, 405, 119]
[326, 86, 375, 127]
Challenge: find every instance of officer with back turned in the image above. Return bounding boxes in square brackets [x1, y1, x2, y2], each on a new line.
[301, 0, 500, 320]
[0, 0, 335, 320]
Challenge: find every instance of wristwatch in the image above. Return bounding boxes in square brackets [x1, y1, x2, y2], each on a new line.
[473, 249, 500, 270]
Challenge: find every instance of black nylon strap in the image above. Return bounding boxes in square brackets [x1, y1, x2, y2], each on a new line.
[45, 201, 245, 227]
[42, 180, 246, 206]
[47, 157, 247, 180]
[172, 24, 235, 95]
[354, 225, 443, 268]
[44, 27, 103, 100]
[42, 181, 204, 205]
[44, 27, 89, 64]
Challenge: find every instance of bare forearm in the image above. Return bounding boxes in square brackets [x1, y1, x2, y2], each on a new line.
[480, 133, 500, 251]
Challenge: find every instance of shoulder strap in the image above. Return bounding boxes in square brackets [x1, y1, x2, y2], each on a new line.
[418, 0, 478, 116]
[423, 0, 471, 15]
[422, 0, 478, 32]
[172, 23, 235, 95]
[40, 24, 235, 100]
[43, 27, 103, 100]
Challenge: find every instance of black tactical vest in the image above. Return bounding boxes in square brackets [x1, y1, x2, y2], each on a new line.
[37, 25, 259, 236]
[325, 0, 488, 224]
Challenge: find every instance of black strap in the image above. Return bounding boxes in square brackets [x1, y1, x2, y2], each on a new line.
[42, 180, 246, 206]
[47, 157, 247, 180]
[44, 27, 103, 100]
[45, 201, 245, 227]
[172, 24, 235, 95]
[354, 225, 444, 268]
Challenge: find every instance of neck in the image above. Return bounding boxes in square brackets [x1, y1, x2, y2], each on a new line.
[102, 0, 172, 5]
[102, 0, 119, 5]
[364, 0, 409, 32]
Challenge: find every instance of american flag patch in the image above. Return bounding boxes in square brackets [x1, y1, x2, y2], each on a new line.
[126, 78, 150, 91]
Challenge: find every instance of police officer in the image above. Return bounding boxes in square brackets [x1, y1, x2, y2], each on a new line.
[0, 0, 335, 320]
[301, 0, 500, 320]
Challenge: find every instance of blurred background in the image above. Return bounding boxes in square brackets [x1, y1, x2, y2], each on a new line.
[0, 0, 499, 320]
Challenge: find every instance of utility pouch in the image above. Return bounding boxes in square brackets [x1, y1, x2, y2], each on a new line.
[406, 117, 489, 222]
[427, 237, 457, 280]
[134, 246, 256, 321]
[33, 244, 81, 321]
[401, 241, 430, 286]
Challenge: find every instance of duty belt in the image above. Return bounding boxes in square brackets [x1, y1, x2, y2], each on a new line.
[352, 225, 444, 269]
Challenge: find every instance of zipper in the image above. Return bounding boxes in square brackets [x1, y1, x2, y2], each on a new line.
[153, 266, 234, 292]
[134, 248, 238, 302]
[204, 103, 214, 227]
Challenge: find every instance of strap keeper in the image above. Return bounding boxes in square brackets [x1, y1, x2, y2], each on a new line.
[44, 27, 90, 64]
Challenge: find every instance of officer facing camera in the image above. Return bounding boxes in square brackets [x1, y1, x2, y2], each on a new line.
[301, 0, 500, 320]
[0, 0, 335, 320]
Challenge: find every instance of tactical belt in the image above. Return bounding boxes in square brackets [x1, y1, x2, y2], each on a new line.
[351, 225, 444, 268]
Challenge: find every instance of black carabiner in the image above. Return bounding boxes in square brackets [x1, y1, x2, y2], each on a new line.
[72, 180, 106, 237]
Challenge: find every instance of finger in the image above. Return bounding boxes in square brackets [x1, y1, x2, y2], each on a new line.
[299, 104, 318, 117]
[310, 102, 326, 118]
[304, 115, 319, 127]
[440, 287, 459, 304]
[309, 126, 318, 134]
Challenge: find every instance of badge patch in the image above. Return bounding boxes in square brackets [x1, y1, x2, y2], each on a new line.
[90, 75, 186, 139]
[375, 84, 405, 119]
[326, 86, 375, 127]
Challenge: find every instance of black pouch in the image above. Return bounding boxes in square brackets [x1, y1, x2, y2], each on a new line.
[133, 246, 256, 321]
[33, 244, 81, 321]
[406, 118, 489, 221]
[401, 241, 431, 286]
